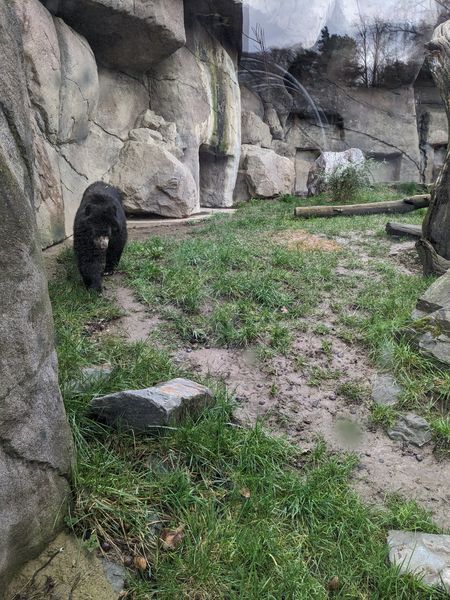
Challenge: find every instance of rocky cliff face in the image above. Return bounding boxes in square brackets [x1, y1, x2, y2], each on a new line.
[0, 1, 73, 589]
[11, 0, 449, 242]
[239, 0, 448, 198]
[17, 0, 242, 248]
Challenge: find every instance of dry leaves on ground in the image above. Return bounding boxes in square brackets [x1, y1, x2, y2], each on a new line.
[160, 525, 185, 551]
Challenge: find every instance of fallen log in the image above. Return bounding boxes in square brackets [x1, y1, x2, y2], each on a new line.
[385, 222, 422, 238]
[294, 195, 430, 219]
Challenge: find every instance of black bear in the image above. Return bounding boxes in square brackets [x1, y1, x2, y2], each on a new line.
[74, 181, 127, 292]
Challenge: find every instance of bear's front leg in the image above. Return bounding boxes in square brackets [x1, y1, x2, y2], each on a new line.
[80, 257, 105, 293]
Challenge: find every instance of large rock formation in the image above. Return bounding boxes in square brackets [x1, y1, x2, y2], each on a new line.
[0, 1, 73, 589]
[13, 0, 242, 248]
[238, 0, 447, 200]
[40, 0, 186, 71]
[149, 13, 241, 209]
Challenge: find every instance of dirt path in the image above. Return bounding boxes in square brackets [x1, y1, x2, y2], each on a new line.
[177, 339, 450, 528]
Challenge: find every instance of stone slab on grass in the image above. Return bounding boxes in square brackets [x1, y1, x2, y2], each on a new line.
[387, 413, 432, 447]
[417, 271, 450, 314]
[388, 530, 450, 592]
[90, 378, 213, 432]
[372, 373, 402, 406]
[417, 331, 450, 368]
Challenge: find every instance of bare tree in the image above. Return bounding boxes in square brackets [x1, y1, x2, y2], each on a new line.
[355, 18, 396, 87]
[354, 16, 422, 87]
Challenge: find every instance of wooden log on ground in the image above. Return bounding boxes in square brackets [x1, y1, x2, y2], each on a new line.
[294, 195, 430, 219]
[385, 222, 423, 238]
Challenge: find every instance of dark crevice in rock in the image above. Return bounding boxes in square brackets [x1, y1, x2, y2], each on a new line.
[91, 120, 126, 142]
[58, 151, 89, 180]
[0, 435, 70, 482]
[418, 111, 431, 183]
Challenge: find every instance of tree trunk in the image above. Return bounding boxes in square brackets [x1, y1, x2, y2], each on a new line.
[294, 195, 429, 219]
[419, 20, 450, 275]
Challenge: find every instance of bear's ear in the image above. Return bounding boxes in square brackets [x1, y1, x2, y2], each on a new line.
[85, 205, 91, 216]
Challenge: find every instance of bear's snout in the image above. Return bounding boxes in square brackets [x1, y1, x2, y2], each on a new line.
[94, 236, 110, 251]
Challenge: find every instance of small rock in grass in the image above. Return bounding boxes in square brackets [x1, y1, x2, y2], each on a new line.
[71, 364, 113, 392]
[372, 373, 402, 406]
[90, 378, 213, 432]
[388, 530, 450, 592]
[417, 331, 450, 368]
[387, 413, 432, 447]
[101, 559, 126, 593]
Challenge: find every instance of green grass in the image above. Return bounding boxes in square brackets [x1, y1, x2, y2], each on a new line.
[47, 189, 450, 598]
[122, 194, 448, 426]
[431, 417, 450, 458]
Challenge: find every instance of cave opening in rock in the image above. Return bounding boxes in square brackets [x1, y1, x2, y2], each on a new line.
[199, 145, 234, 208]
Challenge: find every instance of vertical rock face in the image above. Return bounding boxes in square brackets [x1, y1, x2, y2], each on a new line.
[422, 20, 450, 264]
[14, 0, 242, 244]
[0, 1, 73, 590]
[150, 15, 241, 209]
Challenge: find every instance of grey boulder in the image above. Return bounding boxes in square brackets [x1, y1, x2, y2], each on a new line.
[388, 413, 432, 447]
[388, 530, 450, 592]
[241, 111, 272, 149]
[90, 378, 213, 432]
[417, 271, 450, 314]
[235, 144, 295, 201]
[107, 139, 198, 218]
[371, 374, 402, 406]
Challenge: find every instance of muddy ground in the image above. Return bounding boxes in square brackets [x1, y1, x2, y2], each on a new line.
[45, 220, 450, 530]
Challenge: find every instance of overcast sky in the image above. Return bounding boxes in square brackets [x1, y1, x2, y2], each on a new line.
[243, 0, 441, 51]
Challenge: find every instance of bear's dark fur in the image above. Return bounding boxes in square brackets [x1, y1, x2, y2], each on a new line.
[74, 182, 127, 292]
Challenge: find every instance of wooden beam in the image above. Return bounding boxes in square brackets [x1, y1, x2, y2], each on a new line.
[294, 195, 430, 219]
[385, 222, 422, 238]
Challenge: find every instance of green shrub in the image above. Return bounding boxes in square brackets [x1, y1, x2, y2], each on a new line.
[324, 159, 373, 203]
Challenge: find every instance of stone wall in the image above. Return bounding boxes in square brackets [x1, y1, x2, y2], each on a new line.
[11, 0, 449, 236]
[237, 0, 448, 200]
[0, 0, 73, 589]
[238, 68, 448, 199]
[16, 0, 242, 248]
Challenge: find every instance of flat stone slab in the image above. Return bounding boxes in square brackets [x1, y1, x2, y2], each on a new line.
[372, 373, 402, 406]
[418, 331, 450, 368]
[417, 271, 450, 314]
[90, 378, 213, 432]
[406, 308, 450, 367]
[388, 530, 450, 591]
[387, 413, 432, 447]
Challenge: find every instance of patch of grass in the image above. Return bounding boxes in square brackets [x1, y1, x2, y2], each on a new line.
[371, 404, 398, 429]
[123, 226, 339, 350]
[123, 195, 447, 434]
[337, 380, 370, 404]
[321, 159, 374, 203]
[50, 249, 446, 599]
[431, 417, 450, 458]
[308, 367, 342, 387]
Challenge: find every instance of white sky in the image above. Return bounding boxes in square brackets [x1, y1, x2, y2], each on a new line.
[244, 0, 441, 50]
